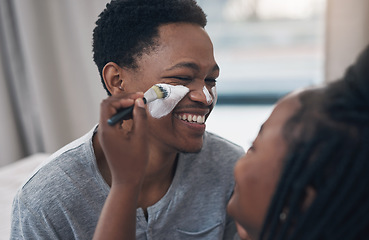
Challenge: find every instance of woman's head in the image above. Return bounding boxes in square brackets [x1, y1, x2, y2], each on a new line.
[229, 45, 369, 240]
[227, 91, 302, 239]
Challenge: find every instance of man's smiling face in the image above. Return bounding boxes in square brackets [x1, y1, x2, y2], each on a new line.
[122, 22, 219, 153]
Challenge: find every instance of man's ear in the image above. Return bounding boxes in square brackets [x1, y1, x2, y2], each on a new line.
[102, 62, 125, 95]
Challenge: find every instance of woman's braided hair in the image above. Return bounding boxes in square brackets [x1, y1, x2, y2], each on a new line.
[260, 46, 369, 240]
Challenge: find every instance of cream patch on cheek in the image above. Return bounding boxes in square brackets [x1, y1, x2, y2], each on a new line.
[147, 84, 189, 118]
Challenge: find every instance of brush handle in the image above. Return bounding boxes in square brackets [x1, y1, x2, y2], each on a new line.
[107, 98, 147, 126]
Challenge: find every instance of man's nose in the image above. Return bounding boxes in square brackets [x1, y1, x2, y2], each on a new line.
[188, 85, 213, 105]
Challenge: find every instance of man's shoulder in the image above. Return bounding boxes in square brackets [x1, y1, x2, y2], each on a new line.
[11, 133, 103, 240]
[14, 127, 98, 209]
[15, 154, 83, 208]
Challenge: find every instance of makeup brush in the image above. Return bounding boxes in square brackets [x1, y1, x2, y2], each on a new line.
[107, 84, 169, 126]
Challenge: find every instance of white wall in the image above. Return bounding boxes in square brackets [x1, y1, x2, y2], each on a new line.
[325, 0, 369, 82]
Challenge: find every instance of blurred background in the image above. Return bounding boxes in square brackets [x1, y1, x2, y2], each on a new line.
[0, 0, 368, 167]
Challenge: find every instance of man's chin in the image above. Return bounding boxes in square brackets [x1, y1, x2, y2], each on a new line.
[180, 149, 202, 154]
[177, 143, 203, 154]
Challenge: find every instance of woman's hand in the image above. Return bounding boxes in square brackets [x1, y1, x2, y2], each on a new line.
[93, 93, 148, 240]
[98, 92, 148, 187]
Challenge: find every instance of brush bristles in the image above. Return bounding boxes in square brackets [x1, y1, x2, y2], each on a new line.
[143, 84, 169, 103]
[108, 84, 170, 125]
[152, 85, 169, 99]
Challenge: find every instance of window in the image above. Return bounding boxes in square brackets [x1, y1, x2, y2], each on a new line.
[197, 0, 326, 104]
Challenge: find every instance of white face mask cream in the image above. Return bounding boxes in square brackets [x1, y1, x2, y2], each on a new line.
[147, 84, 189, 118]
[211, 86, 217, 106]
[203, 86, 213, 105]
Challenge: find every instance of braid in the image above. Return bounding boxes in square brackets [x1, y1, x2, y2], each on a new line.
[286, 134, 344, 240]
[297, 129, 364, 239]
[260, 136, 320, 239]
[329, 127, 369, 239]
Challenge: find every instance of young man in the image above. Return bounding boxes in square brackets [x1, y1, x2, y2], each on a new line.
[11, 0, 244, 239]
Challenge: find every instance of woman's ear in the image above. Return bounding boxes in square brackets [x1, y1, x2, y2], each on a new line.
[102, 62, 125, 95]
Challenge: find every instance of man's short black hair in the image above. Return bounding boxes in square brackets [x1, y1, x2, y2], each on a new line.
[92, 0, 207, 95]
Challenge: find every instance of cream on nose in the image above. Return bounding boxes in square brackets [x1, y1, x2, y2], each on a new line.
[211, 86, 217, 106]
[203, 86, 213, 104]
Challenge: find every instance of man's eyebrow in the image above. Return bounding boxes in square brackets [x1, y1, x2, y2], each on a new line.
[166, 62, 220, 73]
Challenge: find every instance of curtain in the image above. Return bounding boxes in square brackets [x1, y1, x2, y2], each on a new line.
[0, 0, 109, 166]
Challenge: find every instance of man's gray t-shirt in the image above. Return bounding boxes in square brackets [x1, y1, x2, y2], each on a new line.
[11, 126, 244, 239]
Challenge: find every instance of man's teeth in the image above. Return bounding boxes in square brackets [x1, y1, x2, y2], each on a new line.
[175, 114, 205, 124]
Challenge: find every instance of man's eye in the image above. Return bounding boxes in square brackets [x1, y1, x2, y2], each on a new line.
[174, 77, 192, 81]
[205, 78, 217, 86]
[205, 78, 217, 83]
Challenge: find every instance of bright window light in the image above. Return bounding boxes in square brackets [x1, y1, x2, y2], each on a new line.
[197, 0, 326, 104]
